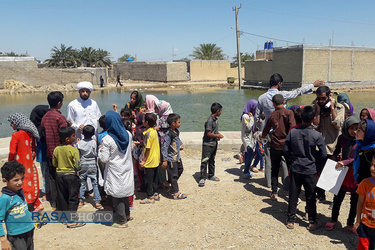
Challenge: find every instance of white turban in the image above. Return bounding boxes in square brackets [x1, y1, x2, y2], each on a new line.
[77, 81, 93, 91]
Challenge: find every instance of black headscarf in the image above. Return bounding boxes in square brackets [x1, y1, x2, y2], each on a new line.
[30, 105, 49, 143]
[341, 116, 360, 160]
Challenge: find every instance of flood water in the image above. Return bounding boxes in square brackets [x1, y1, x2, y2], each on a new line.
[0, 87, 374, 138]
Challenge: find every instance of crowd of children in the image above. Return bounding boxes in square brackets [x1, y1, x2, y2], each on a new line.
[1, 79, 375, 249]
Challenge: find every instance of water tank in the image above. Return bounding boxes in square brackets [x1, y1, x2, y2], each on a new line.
[268, 41, 273, 49]
[264, 41, 269, 50]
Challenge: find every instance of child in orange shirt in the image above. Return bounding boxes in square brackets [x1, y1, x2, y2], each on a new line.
[354, 155, 375, 249]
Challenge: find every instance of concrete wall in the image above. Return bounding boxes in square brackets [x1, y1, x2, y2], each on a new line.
[244, 60, 273, 86]
[303, 47, 375, 83]
[113, 62, 188, 82]
[272, 47, 303, 84]
[189, 60, 239, 81]
[0, 60, 105, 88]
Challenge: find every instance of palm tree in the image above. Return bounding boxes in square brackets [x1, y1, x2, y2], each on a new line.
[45, 44, 75, 67]
[118, 54, 135, 62]
[95, 49, 112, 67]
[79, 47, 97, 67]
[190, 43, 225, 60]
[232, 52, 254, 67]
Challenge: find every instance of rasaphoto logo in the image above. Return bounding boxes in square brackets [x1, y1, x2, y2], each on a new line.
[32, 211, 113, 223]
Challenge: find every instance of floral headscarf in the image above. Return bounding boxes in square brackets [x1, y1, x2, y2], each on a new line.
[145, 95, 173, 117]
[8, 113, 40, 141]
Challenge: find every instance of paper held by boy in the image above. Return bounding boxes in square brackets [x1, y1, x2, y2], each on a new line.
[316, 159, 349, 196]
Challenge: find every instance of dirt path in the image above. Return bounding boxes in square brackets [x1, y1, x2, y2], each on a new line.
[15, 147, 357, 249]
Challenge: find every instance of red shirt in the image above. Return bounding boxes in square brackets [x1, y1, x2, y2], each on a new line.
[41, 109, 68, 158]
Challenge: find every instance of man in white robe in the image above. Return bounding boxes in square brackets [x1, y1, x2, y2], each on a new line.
[67, 81, 102, 141]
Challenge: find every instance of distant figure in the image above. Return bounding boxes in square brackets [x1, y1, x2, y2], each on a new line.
[100, 76, 104, 88]
[116, 73, 123, 87]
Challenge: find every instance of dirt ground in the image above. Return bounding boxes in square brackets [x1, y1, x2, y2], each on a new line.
[0, 146, 358, 249]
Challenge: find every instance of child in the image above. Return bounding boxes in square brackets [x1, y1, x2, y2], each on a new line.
[0, 161, 35, 250]
[240, 100, 258, 178]
[261, 94, 296, 199]
[122, 118, 135, 209]
[354, 155, 375, 249]
[134, 113, 147, 191]
[252, 111, 265, 172]
[8, 113, 43, 212]
[198, 102, 224, 187]
[284, 106, 327, 230]
[325, 116, 360, 233]
[76, 125, 102, 209]
[97, 115, 107, 146]
[98, 111, 134, 228]
[139, 113, 161, 204]
[53, 127, 84, 228]
[353, 119, 375, 185]
[359, 108, 375, 121]
[162, 114, 187, 199]
[41, 91, 68, 208]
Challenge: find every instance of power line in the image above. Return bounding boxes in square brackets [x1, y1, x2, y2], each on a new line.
[240, 31, 301, 44]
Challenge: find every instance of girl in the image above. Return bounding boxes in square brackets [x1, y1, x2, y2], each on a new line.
[8, 113, 43, 212]
[359, 108, 375, 121]
[145, 94, 173, 136]
[240, 100, 258, 178]
[325, 116, 360, 234]
[29, 105, 50, 201]
[124, 90, 145, 114]
[353, 119, 375, 185]
[337, 93, 354, 116]
[98, 111, 133, 228]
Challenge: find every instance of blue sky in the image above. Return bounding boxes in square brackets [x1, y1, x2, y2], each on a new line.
[1, 0, 375, 62]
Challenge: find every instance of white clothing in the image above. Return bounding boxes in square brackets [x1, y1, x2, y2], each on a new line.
[67, 97, 101, 140]
[98, 131, 134, 198]
[241, 114, 256, 150]
[77, 81, 93, 91]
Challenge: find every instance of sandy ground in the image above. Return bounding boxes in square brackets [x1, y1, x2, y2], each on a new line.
[0, 146, 358, 249]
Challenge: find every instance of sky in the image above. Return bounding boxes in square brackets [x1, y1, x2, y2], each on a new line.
[1, 0, 375, 62]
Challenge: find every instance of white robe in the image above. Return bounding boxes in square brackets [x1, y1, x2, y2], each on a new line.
[67, 97, 102, 140]
[98, 131, 134, 198]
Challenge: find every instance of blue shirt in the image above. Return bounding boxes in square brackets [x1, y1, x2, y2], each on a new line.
[0, 188, 34, 236]
[254, 84, 314, 130]
[162, 129, 183, 162]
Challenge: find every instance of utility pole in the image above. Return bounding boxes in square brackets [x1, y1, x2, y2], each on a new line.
[233, 4, 242, 89]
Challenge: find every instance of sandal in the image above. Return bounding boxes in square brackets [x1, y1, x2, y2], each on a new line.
[95, 203, 104, 210]
[174, 193, 187, 200]
[140, 198, 155, 204]
[307, 221, 321, 231]
[251, 166, 259, 173]
[270, 194, 278, 201]
[127, 216, 134, 221]
[67, 222, 86, 228]
[325, 221, 336, 231]
[78, 202, 85, 208]
[198, 179, 205, 187]
[208, 176, 220, 182]
[286, 220, 294, 229]
[153, 193, 160, 201]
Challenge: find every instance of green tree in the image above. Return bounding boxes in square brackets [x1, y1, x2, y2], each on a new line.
[45, 44, 76, 67]
[118, 54, 135, 62]
[6, 52, 27, 57]
[94, 48, 112, 67]
[231, 52, 254, 67]
[79, 47, 96, 67]
[190, 43, 225, 60]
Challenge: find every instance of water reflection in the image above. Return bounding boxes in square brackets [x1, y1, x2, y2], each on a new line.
[0, 88, 374, 138]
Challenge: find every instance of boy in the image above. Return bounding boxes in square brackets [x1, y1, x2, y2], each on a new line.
[76, 125, 102, 209]
[0, 161, 34, 250]
[53, 127, 84, 228]
[354, 156, 375, 249]
[162, 114, 187, 199]
[283, 106, 327, 230]
[261, 94, 296, 199]
[41, 91, 68, 208]
[139, 113, 161, 204]
[199, 102, 224, 187]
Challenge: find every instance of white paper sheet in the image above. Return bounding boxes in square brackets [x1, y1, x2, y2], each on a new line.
[316, 159, 349, 195]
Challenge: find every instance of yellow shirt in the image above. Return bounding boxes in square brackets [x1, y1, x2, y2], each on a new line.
[53, 145, 81, 174]
[143, 128, 160, 168]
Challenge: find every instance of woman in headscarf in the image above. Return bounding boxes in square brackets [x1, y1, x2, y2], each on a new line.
[241, 99, 258, 177]
[8, 112, 43, 212]
[326, 116, 360, 233]
[124, 91, 145, 114]
[98, 111, 133, 228]
[30, 104, 50, 201]
[337, 93, 354, 117]
[359, 108, 375, 121]
[145, 94, 173, 135]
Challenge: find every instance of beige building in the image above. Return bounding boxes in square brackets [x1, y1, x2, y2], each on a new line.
[244, 45, 375, 88]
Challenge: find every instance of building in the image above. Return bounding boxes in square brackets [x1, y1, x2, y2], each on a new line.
[244, 45, 375, 88]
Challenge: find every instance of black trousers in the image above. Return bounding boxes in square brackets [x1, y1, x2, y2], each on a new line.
[200, 143, 217, 179]
[331, 189, 358, 226]
[144, 167, 159, 198]
[112, 197, 130, 224]
[47, 158, 57, 207]
[270, 147, 284, 194]
[287, 171, 318, 224]
[8, 229, 34, 250]
[167, 160, 184, 194]
[56, 173, 80, 211]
